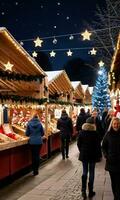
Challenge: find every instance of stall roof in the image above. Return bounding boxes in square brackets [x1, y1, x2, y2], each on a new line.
[71, 81, 84, 99]
[82, 85, 88, 92]
[45, 70, 73, 95]
[0, 27, 46, 76]
[0, 27, 46, 97]
[111, 34, 120, 73]
[71, 81, 80, 89]
[89, 87, 93, 95]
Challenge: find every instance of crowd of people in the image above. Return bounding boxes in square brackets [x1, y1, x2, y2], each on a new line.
[25, 107, 120, 200]
[57, 107, 120, 200]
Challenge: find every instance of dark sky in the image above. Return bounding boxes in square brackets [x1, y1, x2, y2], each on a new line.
[0, 0, 106, 85]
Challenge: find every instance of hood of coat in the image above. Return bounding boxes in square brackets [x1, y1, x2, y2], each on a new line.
[29, 117, 40, 128]
[82, 123, 96, 131]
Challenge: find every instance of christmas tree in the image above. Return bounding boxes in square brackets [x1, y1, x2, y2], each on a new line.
[92, 66, 111, 113]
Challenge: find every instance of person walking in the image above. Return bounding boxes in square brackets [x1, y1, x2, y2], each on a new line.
[26, 111, 44, 176]
[57, 109, 73, 160]
[102, 117, 120, 200]
[77, 117, 102, 199]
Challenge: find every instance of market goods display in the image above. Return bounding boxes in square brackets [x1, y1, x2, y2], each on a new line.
[2, 124, 24, 141]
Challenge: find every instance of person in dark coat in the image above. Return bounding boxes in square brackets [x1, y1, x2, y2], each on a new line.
[76, 108, 87, 132]
[26, 111, 44, 176]
[102, 108, 108, 130]
[91, 111, 104, 141]
[102, 117, 120, 200]
[57, 109, 73, 160]
[77, 117, 102, 199]
[104, 109, 114, 132]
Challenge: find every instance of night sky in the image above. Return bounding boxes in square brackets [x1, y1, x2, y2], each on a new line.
[0, 0, 106, 85]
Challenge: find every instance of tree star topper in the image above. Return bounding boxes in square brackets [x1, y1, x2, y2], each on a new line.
[81, 30, 92, 40]
[4, 61, 14, 71]
[90, 48, 97, 55]
[50, 50, 56, 57]
[98, 60, 104, 67]
[67, 49, 73, 56]
[34, 37, 43, 47]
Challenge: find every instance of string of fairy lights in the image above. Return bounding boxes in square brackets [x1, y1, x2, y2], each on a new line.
[18, 26, 120, 60]
[3, 26, 119, 79]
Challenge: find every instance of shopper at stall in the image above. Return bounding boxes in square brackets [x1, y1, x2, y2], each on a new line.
[102, 117, 120, 200]
[57, 109, 73, 160]
[26, 110, 44, 176]
[77, 117, 102, 199]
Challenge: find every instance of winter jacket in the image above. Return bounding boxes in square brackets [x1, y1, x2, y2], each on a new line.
[102, 128, 120, 172]
[76, 112, 87, 131]
[26, 116, 44, 145]
[77, 123, 102, 162]
[57, 113, 73, 139]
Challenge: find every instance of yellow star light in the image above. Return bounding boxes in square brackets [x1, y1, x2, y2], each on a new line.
[81, 30, 92, 40]
[34, 37, 43, 47]
[67, 49, 73, 56]
[89, 48, 97, 55]
[32, 51, 38, 57]
[4, 61, 14, 71]
[50, 50, 56, 57]
[98, 60, 104, 67]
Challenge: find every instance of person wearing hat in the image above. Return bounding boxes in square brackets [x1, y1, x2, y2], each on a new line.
[77, 117, 102, 199]
[57, 109, 73, 160]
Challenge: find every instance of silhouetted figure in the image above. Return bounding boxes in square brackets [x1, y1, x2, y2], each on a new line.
[57, 110, 73, 160]
[76, 108, 87, 132]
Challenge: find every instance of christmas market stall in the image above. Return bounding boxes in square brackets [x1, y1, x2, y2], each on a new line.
[45, 70, 74, 155]
[71, 81, 84, 136]
[82, 85, 93, 111]
[110, 33, 120, 111]
[0, 27, 47, 181]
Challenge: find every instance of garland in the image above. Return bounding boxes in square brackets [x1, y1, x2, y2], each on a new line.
[0, 69, 45, 82]
[48, 99, 73, 105]
[0, 94, 47, 104]
[0, 94, 84, 106]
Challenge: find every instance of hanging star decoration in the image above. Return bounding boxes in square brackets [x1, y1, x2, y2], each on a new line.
[34, 37, 43, 47]
[50, 50, 56, 57]
[32, 51, 38, 57]
[4, 61, 14, 71]
[89, 48, 97, 55]
[98, 60, 104, 67]
[67, 49, 73, 56]
[81, 30, 92, 40]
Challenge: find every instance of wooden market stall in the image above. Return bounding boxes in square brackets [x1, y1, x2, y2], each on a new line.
[71, 81, 84, 136]
[0, 27, 48, 181]
[82, 85, 92, 109]
[110, 34, 120, 90]
[45, 70, 74, 154]
[71, 81, 84, 104]
[110, 34, 120, 108]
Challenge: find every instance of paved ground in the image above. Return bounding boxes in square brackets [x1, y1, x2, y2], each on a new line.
[0, 141, 113, 200]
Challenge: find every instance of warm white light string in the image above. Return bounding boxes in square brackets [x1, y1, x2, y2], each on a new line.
[19, 25, 120, 42]
[32, 45, 112, 52]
